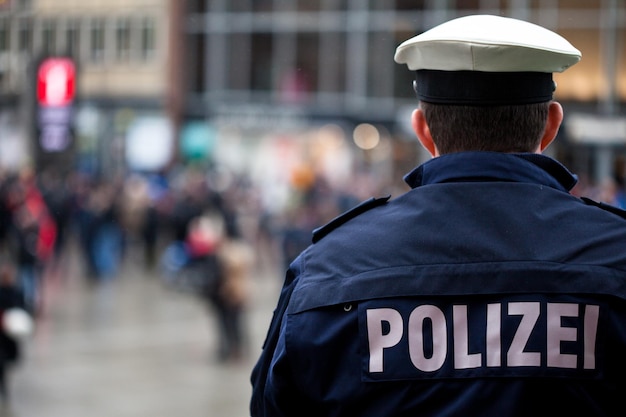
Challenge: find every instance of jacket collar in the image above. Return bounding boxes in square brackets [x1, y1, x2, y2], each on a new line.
[403, 151, 578, 192]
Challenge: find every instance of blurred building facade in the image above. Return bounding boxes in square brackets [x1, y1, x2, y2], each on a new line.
[0, 0, 171, 176]
[176, 0, 626, 191]
[0, 0, 624, 194]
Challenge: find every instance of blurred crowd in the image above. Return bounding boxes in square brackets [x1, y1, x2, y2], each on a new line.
[0, 158, 623, 400]
[0, 161, 386, 376]
[0, 160, 624, 303]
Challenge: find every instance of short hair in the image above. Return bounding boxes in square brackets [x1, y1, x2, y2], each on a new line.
[420, 102, 550, 154]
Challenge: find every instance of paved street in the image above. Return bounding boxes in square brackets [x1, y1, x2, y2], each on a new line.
[3, 242, 281, 417]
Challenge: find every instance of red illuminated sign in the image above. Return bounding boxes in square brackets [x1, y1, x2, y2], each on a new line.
[36, 57, 76, 152]
[37, 58, 75, 107]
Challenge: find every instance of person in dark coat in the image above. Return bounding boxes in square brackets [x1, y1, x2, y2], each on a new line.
[0, 262, 29, 402]
[251, 15, 626, 417]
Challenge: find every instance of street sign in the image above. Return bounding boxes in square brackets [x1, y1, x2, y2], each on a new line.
[37, 58, 75, 107]
[35, 57, 76, 154]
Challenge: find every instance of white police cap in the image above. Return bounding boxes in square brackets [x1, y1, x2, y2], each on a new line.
[394, 15, 582, 105]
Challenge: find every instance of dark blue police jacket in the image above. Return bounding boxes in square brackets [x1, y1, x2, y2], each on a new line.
[251, 152, 626, 417]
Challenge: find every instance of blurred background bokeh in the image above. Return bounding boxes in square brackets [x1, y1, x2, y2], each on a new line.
[0, 1, 624, 416]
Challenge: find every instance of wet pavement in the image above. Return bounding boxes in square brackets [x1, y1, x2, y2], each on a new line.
[3, 243, 281, 417]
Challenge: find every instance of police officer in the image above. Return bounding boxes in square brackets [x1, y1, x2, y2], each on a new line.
[251, 15, 626, 416]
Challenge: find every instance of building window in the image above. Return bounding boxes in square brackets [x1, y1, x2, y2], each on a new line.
[367, 31, 394, 98]
[295, 33, 318, 90]
[89, 18, 106, 62]
[252, 0, 273, 12]
[0, 18, 9, 53]
[188, 31, 205, 93]
[0, 17, 9, 89]
[12, 0, 33, 11]
[456, 0, 481, 10]
[65, 19, 80, 59]
[318, 31, 346, 94]
[250, 33, 272, 91]
[228, 33, 251, 90]
[558, 0, 597, 9]
[230, 0, 251, 12]
[188, 0, 208, 13]
[181, 30, 207, 94]
[18, 17, 33, 54]
[41, 19, 57, 56]
[139, 17, 156, 60]
[395, 0, 427, 10]
[115, 18, 132, 61]
[297, 0, 322, 12]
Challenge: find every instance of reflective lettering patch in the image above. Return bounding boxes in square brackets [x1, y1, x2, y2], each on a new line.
[367, 308, 403, 373]
[360, 297, 602, 381]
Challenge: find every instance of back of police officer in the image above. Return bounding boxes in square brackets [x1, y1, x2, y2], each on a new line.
[251, 15, 626, 417]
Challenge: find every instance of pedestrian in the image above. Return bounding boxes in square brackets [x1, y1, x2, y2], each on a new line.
[251, 14, 626, 416]
[7, 169, 57, 315]
[0, 262, 31, 404]
[211, 237, 253, 362]
[77, 180, 122, 281]
[187, 208, 252, 363]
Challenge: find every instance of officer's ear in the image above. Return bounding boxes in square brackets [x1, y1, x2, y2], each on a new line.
[412, 108, 439, 157]
[538, 101, 564, 153]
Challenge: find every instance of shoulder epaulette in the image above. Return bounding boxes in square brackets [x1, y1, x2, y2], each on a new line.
[581, 197, 626, 220]
[311, 195, 391, 243]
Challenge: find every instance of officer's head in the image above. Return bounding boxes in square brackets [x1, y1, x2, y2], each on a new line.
[394, 15, 581, 156]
